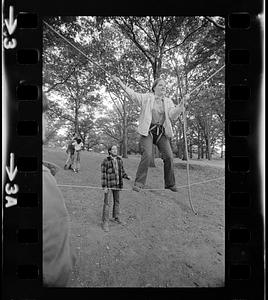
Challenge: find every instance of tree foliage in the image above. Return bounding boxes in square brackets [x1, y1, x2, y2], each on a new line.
[43, 16, 225, 160]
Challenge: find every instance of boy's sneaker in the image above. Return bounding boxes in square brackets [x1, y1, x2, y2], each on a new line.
[102, 222, 109, 232]
[133, 183, 143, 192]
[132, 186, 140, 192]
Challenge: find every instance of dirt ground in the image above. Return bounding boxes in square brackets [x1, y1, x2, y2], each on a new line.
[43, 149, 225, 287]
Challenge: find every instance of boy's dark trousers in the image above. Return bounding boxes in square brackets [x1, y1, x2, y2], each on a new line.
[102, 190, 120, 223]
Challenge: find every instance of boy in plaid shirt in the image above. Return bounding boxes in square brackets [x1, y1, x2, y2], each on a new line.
[101, 145, 131, 232]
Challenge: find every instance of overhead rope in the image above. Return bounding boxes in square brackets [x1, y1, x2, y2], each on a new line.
[181, 64, 225, 215]
[44, 20, 225, 94]
[188, 64, 225, 96]
[43, 21, 114, 79]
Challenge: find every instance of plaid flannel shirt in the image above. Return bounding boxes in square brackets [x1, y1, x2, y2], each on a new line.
[101, 155, 129, 189]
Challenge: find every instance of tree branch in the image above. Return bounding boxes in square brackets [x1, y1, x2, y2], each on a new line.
[108, 91, 124, 118]
[134, 18, 155, 44]
[163, 21, 207, 54]
[204, 16, 225, 30]
[49, 108, 75, 123]
[160, 17, 180, 49]
[44, 61, 81, 93]
[148, 16, 158, 41]
[103, 128, 120, 141]
[158, 16, 164, 42]
[128, 75, 148, 91]
[114, 18, 154, 66]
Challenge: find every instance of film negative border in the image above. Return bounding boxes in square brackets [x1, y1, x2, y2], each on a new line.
[2, 3, 42, 299]
[2, 1, 264, 300]
[225, 10, 264, 300]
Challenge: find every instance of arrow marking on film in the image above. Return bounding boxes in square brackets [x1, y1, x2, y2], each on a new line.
[5, 196, 17, 208]
[4, 6, 17, 35]
[6, 153, 18, 181]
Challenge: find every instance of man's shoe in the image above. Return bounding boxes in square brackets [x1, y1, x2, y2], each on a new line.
[165, 186, 178, 192]
[114, 218, 126, 226]
[102, 222, 109, 232]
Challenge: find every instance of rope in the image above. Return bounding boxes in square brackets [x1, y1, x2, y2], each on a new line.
[182, 101, 197, 215]
[44, 20, 224, 96]
[57, 176, 224, 191]
[43, 21, 114, 79]
[181, 64, 225, 215]
[188, 64, 225, 96]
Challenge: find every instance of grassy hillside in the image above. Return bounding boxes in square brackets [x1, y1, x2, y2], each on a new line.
[43, 148, 225, 287]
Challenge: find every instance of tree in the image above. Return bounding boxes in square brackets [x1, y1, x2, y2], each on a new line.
[43, 16, 225, 161]
[43, 18, 104, 143]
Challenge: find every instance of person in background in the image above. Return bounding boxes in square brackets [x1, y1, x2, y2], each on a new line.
[112, 76, 189, 192]
[64, 133, 76, 170]
[101, 145, 131, 232]
[72, 137, 83, 173]
[43, 93, 76, 286]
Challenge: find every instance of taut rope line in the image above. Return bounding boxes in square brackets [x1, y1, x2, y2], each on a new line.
[188, 64, 225, 96]
[57, 176, 224, 191]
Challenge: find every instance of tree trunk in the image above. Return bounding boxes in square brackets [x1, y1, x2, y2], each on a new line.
[122, 113, 128, 158]
[197, 131, 201, 159]
[152, 57, 162, 79]
[74, 105, 79, 134]
[122, 135, 128, 158]
[149, 55, 163, 166]
[189, 140, 193, 159]
[182, 129, 187, 161]
[176, 141, 183, 159]
[119, 141, 123, 156]
[201, 140, 204, 159]
[205, 135, 211, 160]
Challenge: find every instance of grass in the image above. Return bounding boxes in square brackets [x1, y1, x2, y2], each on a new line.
[43, 148, 225, 287]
